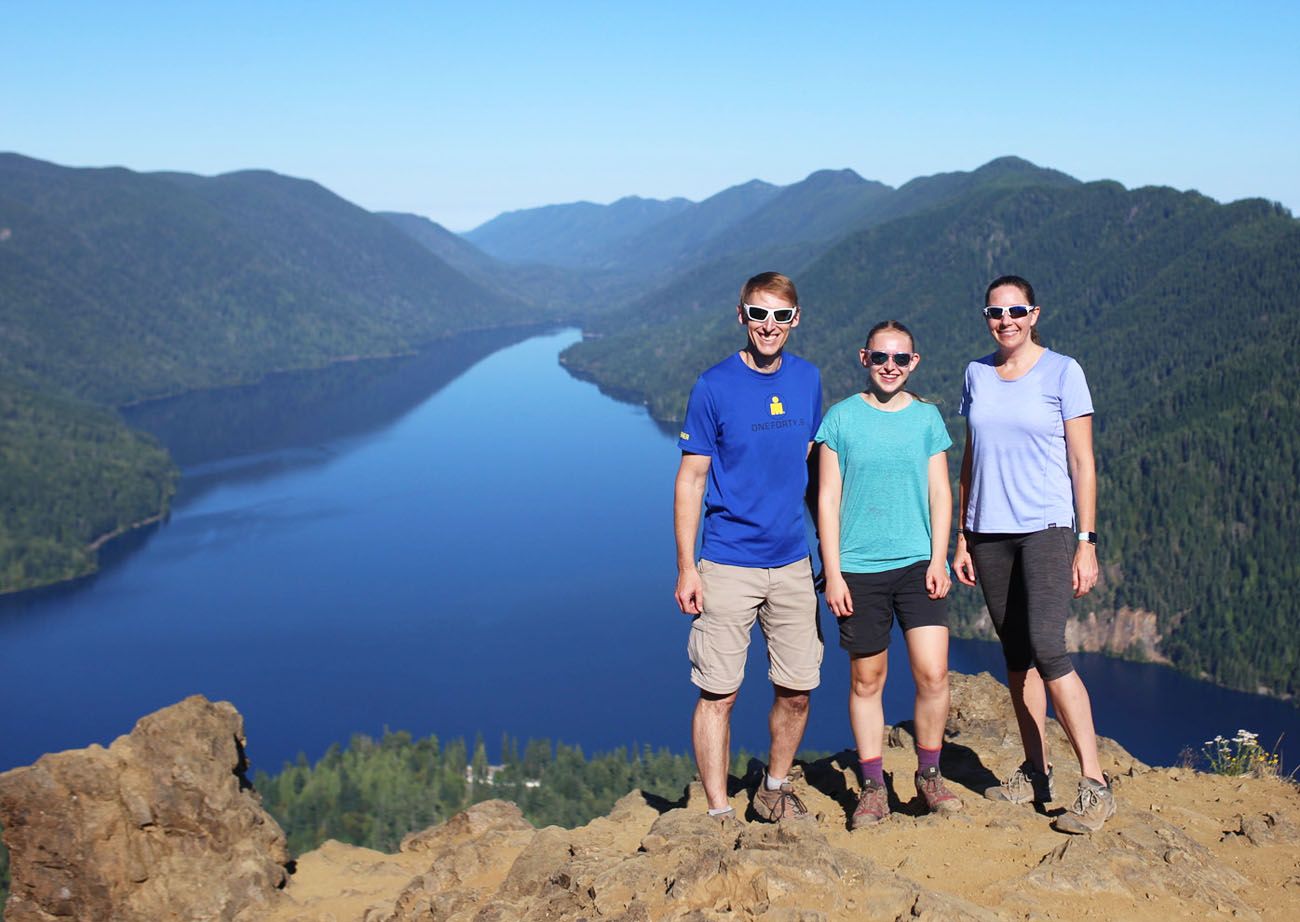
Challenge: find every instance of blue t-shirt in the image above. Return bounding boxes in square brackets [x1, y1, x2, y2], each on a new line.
[959, 349, 1093, 533]
[815, 395, 952, 573]
[678, 352, 822, 568]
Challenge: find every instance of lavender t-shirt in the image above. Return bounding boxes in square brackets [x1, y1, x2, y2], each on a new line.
[959, 350, 1093, 533]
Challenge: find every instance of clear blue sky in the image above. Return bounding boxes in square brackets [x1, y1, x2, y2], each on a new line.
[4, 1, 1297, 230]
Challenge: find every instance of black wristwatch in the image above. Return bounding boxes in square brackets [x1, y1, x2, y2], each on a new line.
[1076, 531, 1098, 545]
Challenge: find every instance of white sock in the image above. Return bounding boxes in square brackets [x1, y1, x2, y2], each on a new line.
[707, 805, 734, 816]
[765, 771, 787, 791]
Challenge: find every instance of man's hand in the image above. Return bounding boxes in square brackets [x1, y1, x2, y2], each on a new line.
[675, 567, 704, 615]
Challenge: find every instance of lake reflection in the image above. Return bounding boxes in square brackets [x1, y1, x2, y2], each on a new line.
[2, 330, 1297, 775]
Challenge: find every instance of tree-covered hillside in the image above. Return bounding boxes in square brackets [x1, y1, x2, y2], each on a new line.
[252, 730, 820, 858]
[561, 174, 1300, 700]
[0, 155, 528, 406]
[0, 378, 175, 589]
[253, 731, 701, 855]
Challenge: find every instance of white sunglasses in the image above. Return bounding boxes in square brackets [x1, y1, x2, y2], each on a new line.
[742, 303, 797, 324]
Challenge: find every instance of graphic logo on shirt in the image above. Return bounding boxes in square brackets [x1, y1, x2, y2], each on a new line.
[679, 431, 690, 441]
[769, 395, 785, 416]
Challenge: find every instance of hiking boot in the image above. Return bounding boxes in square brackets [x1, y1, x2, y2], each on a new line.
[1053, 775, 1116, 834]
[984, 761, 1054, 804]
[915, 765, 963, 814]
[752, 776, 810, 822]
[850, 778, 890, 829]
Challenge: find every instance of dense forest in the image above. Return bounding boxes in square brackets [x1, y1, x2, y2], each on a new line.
[251, 731, 785, 856]
[0, 379, 175, 589]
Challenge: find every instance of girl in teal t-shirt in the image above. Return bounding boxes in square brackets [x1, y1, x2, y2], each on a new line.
[815, 320, 960, 826]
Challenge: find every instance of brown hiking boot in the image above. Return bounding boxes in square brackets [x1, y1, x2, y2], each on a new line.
[915, 765, 963, 814]
[850, 778, 889, 829]
[1052, 775, 1116, 834]
[752, 775, 810, 822]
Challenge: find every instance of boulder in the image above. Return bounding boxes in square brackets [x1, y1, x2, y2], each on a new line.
[0, 695, 288, 922]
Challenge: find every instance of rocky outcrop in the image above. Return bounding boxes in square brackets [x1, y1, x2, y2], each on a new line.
[1066, 606, 1169, 663]
[0, 695, 288, 922]
[963, 605, 1170, 661]
[6, 675, 1300, 922]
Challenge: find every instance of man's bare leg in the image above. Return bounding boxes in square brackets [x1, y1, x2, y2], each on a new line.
[693, 689, 737, 810]
[767, 684, 810, 781]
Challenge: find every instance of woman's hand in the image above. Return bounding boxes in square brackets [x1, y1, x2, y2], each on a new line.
[1072, 540, 1099, 598]
[954, 535, 977, 586]
[824, 572, 854, 619]
[926, 560, 951, 600]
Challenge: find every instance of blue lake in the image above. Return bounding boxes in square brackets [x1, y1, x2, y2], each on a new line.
[2, 329, 1296, 775]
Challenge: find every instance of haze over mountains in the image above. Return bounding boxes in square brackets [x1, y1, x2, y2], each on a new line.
[2, 150, 1297, 707]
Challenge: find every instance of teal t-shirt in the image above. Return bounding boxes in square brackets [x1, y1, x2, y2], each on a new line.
[814, 395, 952, 573]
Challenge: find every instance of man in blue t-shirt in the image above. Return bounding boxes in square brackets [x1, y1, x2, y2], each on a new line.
[673, 271, 823, 822]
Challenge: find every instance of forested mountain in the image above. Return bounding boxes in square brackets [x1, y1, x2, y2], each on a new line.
[380, 211, 624, 314]
[0, 155, 527, 405]
[0, 154, 534, 592]
[606, 179, 781, 270]
[464, 194, 693, 268]
[559, 166, 1300, 701]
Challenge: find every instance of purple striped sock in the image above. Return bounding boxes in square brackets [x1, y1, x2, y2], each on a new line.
[858, 757, 884, 787]
[916, 745, 941, 775]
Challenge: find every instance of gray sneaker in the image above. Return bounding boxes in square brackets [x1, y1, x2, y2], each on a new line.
[984, 760, 1054, 804]
[752, 776, 810, 822]
[1053, 775, 1116, 834]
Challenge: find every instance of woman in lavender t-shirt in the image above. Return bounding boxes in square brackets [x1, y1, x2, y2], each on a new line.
[952, 275, 1115, 835]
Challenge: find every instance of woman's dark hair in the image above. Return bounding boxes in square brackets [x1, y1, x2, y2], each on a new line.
[985, 275, 1041, 345]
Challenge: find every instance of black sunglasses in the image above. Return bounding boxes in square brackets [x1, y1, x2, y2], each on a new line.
[867, 351, 914, 367]
[981, 305, 1035, 319]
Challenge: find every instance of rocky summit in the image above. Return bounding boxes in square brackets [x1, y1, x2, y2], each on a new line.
[3, 674, 1299, 921]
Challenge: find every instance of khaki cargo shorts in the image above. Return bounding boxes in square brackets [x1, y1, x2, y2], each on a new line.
[688, 557, 823, 694]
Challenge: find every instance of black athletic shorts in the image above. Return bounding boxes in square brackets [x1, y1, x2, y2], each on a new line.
[838, 560, 949, 656]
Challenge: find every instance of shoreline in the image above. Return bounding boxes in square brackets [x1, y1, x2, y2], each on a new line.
[85, 509, 169, 553]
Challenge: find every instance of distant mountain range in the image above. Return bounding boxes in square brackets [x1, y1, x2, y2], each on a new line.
[3, 150, 1298, 707]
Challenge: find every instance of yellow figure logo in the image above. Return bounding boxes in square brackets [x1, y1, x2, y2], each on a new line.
[769, 395, 785, 416]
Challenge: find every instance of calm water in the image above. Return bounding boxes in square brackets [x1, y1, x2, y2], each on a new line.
[2, 329, 1296, 774]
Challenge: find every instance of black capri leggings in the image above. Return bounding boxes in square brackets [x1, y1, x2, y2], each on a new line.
[967, 527, 1076, 681]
